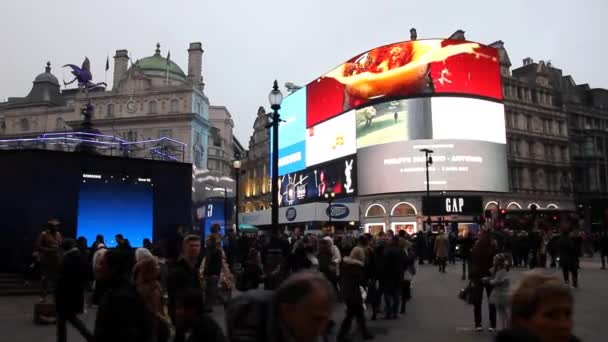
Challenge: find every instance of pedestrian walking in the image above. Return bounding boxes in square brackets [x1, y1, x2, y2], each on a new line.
[434, 229, 449, 273]
[55, 239, 94, 342]
[470, 229, 497, 332]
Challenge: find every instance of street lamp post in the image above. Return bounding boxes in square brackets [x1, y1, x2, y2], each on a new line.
[420, 148, 433, 231]
[268, 80, 283, 232]
[233, 158, 241, 234]
[324, 192, 336, 229]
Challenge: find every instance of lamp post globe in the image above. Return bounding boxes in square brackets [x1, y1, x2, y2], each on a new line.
[268, 80, 283, 232]
[268, 80, 284, 110]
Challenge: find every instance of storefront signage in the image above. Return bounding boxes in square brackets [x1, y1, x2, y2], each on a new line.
[327, 204, 350, 219]
[279, 155, 357, 207]
[285, 207, 297, 221]
[422, 196, 483, 216]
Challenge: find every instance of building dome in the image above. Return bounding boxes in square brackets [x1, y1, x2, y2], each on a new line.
[132, 43, 186, 79]
[34, 62, 60, 86]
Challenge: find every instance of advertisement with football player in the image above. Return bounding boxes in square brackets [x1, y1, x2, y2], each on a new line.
[306, 39, 501, 127]
[279, 155, 356, 207]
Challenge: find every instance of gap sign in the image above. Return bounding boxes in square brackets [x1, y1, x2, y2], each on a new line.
[422, 196, 483, 216]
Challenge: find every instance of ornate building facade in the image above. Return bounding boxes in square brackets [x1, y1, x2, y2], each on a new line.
[492, 42, 574, 211]
[0, 43, 211, 168]
[239, 106, 271, 213]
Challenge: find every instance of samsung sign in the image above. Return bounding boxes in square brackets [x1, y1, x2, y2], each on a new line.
[422, 196, 483, 216]
[326, 204, 350, 219]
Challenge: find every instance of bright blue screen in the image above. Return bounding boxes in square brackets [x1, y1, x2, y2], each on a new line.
[271, 88, 308, 177]
[203, 201, 226, 238]
[77, 180, 153, 248]
[278, 88, 306, 149]
[278, 140, 306, 175]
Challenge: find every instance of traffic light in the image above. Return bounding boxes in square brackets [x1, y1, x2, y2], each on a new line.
[499, 209, 507, 220]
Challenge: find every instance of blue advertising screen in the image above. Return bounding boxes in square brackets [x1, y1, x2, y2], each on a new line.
[202, 199, 228, 238]
[279, 88, 307, 149]
[77, 175, 154, 248]
[274, 87, 307, 176]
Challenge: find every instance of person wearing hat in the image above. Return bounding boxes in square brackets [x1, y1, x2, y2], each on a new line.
[337, 247, 374, 341]
[35, 218, 63, 301]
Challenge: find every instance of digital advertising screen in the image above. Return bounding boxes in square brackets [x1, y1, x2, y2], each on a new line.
[430, 97, 506, 144]
[306, 110, 356, 167]
[356, 98, 432, 149]
[357, 139, 508, 195]
[76, 173, 154, 248]
[279, 155, 357, 207]
[306, 39, 501, 127]
[201, 199, 229, 238]
[278, 88, 307, 175]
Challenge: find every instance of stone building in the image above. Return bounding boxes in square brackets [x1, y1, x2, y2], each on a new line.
[0, 42, 211, 168]
[490, 42, 574, 211]
[239, 106, 271, 213]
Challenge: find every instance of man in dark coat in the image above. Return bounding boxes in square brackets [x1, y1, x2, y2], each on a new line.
[557, 222, 579, 288]
[469, 229, 497, 331]
[458, 232, 475, 280]
[382, 237, 406, 319]
[167, 235, 202, 323]
[55, 239, 93, 342]
[94, 249, 151, 342]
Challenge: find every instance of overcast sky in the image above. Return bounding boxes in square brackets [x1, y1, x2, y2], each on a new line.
[1, 0, 606, 144]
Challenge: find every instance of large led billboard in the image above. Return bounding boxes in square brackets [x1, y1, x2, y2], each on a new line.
[278, 88, 307, 175]
[358, 139, 508, 194]
[306, 110, 356, 167]
[273, 37, 506, 197]
[356, 96, 508, 194]
[356, 98, 432, 149]
[306, 39, 502, 127]
[279, 155, 356, 207]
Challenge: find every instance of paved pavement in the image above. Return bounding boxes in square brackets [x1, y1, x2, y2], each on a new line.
[1, 258, 607, 342]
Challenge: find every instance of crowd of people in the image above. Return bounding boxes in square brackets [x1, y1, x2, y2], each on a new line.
[30, 218, 592, 342]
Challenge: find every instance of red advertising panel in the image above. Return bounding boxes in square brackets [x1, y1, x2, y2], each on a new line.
[306, 39, 502, 127]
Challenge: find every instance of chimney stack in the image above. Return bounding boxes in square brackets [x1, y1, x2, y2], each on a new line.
[188, 42, 204, 87]
[410, 28, 417, 41]
[113, 50, 129, 90]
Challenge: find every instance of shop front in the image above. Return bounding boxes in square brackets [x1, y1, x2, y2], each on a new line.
[239, 201, 360, 232]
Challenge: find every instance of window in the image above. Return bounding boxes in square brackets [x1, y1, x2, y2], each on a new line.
[107, 104, 114, 117]
[149, 101, 157, 114]
[20, 118, 30, 132]
[55, 117, 65, 130]
[170, 99, 179, 113]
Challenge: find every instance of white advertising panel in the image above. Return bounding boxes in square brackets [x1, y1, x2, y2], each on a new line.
[431, 97, 506, 144]
[306, 110, 356, 167]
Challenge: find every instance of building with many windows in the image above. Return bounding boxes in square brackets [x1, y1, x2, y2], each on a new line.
[238, 106, 271, 213]
[239, 33, 608, 232]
